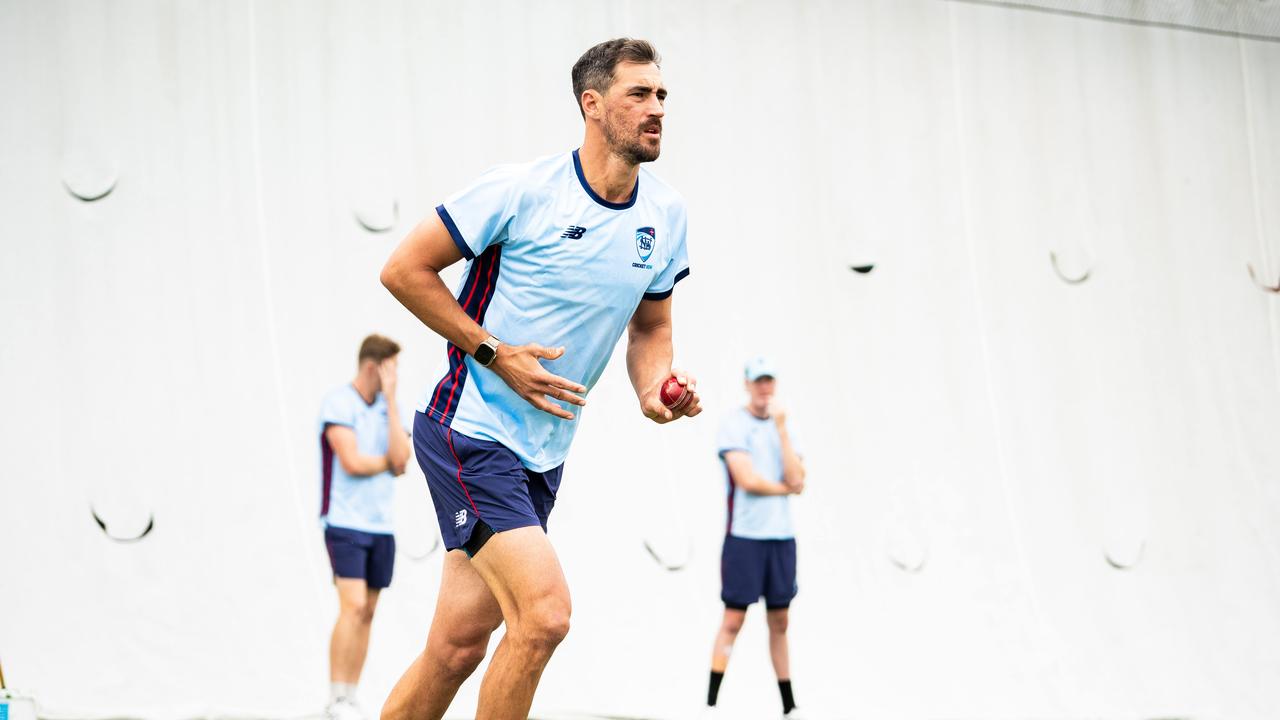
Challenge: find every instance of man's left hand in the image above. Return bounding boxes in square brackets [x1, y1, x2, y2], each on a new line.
[641, 370, 702, 424]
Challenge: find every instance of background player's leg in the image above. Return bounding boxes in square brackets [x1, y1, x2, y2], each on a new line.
[711, 607, 746, 672]
[766, 607, 790, 678]
[767, 608, 797, 715]
[331, 578, 375, 686]
[381, 550, 504, 720]
[468, 526, 571, 720]
[707, 607, 746, 706]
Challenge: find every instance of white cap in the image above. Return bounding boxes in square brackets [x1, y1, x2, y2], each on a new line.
[744, 356, 778, 382]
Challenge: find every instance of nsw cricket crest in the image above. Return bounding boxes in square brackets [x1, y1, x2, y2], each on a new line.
[636, 227, 656, 262]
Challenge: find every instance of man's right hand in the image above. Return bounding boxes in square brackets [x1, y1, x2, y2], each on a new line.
[768, 400, 787, 428]
[488, 343, 587, 420]
[377, 358, 399, 400]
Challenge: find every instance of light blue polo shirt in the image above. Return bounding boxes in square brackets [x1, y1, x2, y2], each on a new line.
[319, 385, 395, 534]
[416, 149, 691, 472]
[717, 407, 800, 540]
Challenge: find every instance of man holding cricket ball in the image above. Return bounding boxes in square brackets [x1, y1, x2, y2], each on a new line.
[378, 38, 698, 720]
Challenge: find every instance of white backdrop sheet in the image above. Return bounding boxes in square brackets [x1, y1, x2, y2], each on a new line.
[1, 1, 1279, 719]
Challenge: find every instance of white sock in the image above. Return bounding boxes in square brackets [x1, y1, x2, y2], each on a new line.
[330, 682, 356, 703]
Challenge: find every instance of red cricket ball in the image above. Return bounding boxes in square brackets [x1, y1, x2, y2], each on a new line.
[660, 376, 687, 409]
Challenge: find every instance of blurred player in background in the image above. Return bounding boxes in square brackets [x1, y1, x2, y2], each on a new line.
[318, 334, 411, 720]
[706, 356, 807, 719]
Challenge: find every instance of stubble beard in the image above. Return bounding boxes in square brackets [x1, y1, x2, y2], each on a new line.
[604, 110, 661, 165]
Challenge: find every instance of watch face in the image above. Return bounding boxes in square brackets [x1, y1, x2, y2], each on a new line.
[474, 342, 496, 366]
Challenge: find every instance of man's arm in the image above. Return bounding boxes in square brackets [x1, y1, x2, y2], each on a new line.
[325, 425, 391, 477]
[380, 214, 587, 420]
[379, 360, 411, 476]
[723, 451, 793, 496]
[773, 407, 806, 491]
[626, 296, 702, 423]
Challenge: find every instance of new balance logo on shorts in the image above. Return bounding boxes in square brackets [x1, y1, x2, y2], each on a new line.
[454, 509, 467, 527]
[560, 225, 586, 239]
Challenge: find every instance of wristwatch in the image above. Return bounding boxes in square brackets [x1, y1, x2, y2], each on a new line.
[472, 335, 502, 367]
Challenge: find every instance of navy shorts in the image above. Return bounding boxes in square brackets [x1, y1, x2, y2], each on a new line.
[324, 525, 396, 589]
[413, 411, 563, 552]
[720, 535, 798, 610]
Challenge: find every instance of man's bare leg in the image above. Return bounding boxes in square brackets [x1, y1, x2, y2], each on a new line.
[766, 608, 790, 678]
[381, 550, 504, 720]
[707, 607, 746, 706]
[711, 608, 746, 673]
[330, 579, 380, 684]
[767, 608, 798, 715]
[468, 526, 572, 720]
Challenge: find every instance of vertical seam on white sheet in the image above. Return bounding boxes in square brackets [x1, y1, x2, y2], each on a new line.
[1230, 31, 1280, 573]
[1233, 34, 1280, 394]
[246, 2, 317, 580]
[945, 4, 1049, 639]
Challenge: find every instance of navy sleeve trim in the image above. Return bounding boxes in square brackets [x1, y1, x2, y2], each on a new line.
[436, 205, 475, 260]
[642, 266, 691, 301]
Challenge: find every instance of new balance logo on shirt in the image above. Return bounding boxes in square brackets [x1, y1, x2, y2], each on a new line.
[454, 509, 467, 527]
[560, 225, 586, 239]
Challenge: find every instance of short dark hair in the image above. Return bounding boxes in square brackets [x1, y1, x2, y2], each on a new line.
[358, 334, 400, 364]
[571, 38, 661, 117]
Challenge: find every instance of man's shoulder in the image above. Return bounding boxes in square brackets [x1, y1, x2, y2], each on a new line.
[485, 151, 570, 188]
[467, 151, 568, 209]
[322, 385, 355, 406]
[320, 385, 359, 425]
[718, 406, 749, 435]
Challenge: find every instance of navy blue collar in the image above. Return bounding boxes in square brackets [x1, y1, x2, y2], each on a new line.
[572, 149, 638, 210]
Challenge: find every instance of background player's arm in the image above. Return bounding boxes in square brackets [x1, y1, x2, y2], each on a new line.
[379, 359, 411, 476]
[627, 296, 702, 423]
[380, 214, 587, 420]
[325, 425, 392, 477]
[773, 407, 806, 491]
[723, 450, 794, 496]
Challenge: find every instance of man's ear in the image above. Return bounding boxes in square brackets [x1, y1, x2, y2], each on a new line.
[581, 89, 603, 119]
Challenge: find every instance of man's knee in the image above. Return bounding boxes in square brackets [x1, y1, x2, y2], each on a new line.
[442, 638, 488, 677]
[722, 612, 746, 636]
[766, 610, 789, 633]
[341, 597, 374, 624]
[432, 613, 501, 677]
[513, 597, 571, 650]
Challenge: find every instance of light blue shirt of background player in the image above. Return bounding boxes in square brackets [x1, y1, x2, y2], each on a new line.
[319, 347, 412, 534]
[320, 387, 397, 533]
[716, 357, 807, 539]
[415, 149, 690, 471]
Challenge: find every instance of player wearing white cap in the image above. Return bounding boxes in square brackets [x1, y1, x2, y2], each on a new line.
[706, 357, 807, 719]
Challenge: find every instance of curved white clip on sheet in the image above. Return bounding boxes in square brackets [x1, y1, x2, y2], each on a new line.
[399, 534, 442, 562]
[91, 506, 155, 543]
[354, 200, 399, 233]
[1104, 539, 1145, 571]
[62, 174, 119, 202]
[643, 539, 693, 572]
[1050, 251, 1092, 284]
[887, 546, 929, 574]
[1247, 263, 1280, 293]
